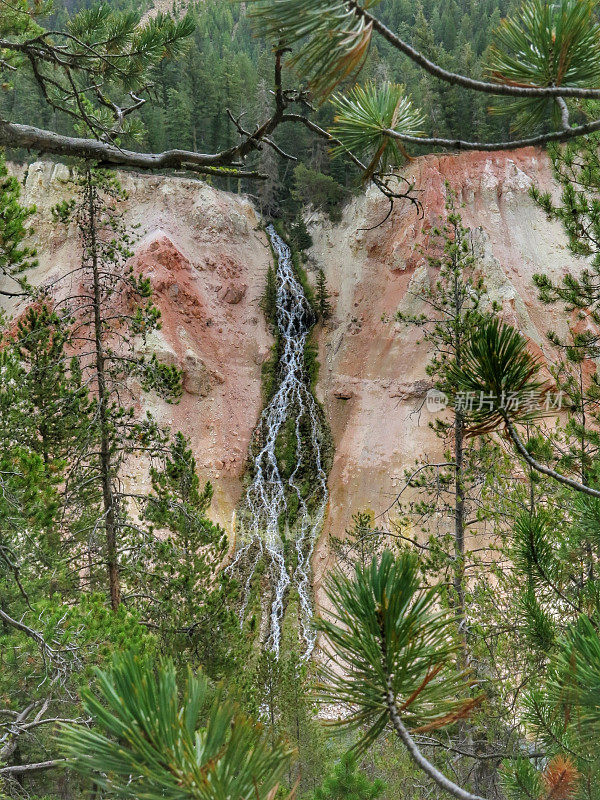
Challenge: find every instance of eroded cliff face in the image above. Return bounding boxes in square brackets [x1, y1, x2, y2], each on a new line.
[7, 161, 273, 532]
[308, 147, 585, 591]
[5, 150, 588, 586]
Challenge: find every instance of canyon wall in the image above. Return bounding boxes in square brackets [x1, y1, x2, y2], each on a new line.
[5, 150, 587, 584]
[6, 161, 274, 532]
[309, 147, 583, 589]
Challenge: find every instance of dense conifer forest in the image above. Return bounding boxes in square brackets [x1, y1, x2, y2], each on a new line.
[1, 0, 514, 215]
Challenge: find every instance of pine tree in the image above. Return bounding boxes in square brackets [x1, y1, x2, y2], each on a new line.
[141, 432, 237, 678]
[0, 152, 37, 298]
[53, 167, 182, 611]
[396, 187, 497, 645]
[394, 188, 519, 797]
[0, 303, 101, 598]
[316, 268, 332, 320]
[290, 216, 313, 252]
[310, 752, 385, 800]
[12, 305, 91, 467]
[60, 653, 295, 800]
[237, 621, 329, 796]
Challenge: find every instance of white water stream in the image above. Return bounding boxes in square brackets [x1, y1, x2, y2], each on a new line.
[229, 225, 328, 658]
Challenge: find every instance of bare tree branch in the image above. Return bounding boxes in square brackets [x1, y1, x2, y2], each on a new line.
[383, 116, 600, 152]
[0, 759, 64, 775]
[0, 120, 270, 176]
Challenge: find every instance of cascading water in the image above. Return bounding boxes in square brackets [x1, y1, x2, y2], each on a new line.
[229, 224, 328, 658]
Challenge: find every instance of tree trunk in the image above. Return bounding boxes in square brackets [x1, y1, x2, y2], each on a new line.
[454, 407, 466, 648]
[453, 268, 467, 659]
[86, 169, 120, 611]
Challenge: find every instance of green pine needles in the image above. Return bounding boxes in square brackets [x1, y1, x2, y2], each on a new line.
[317, 551, 477, 751]
[61, 653, 295, 800]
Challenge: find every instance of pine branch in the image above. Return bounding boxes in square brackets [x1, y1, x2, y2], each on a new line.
[356, 1, 600, 100]
[382, 116, 600, 151]
[385, 676, 488, 800]
[0, 121, 269, 177]
[502, 412, 600, 499]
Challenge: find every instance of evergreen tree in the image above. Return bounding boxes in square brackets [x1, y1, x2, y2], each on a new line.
[60, 653, 295, 800]
[315, 268, 332, 320]
[316, 549, 600, 800]
[141, 432, 238, 679]
[310, 752, 385, 800]
[0, 152, 37, 297]
[396, 187, 496, 644]
[52, 167, 182, 611]
[237, 619, 329, 796]
[12, 305, 91, 466]
[394, 190, 520, 796]
[442, 134, 600, 793]
[0, 172, 163, 789]
[290, 216, 313, 252]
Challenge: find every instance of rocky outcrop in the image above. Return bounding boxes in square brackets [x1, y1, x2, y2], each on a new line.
[308, 147, 585, 590]
[5, 161, 273, 532]
[3, 150, 588, 588]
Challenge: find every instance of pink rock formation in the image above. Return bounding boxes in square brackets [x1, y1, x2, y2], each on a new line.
[309, 148, 586, 591]
[6, 150, 589, 593]
[6, 162, 273, 532]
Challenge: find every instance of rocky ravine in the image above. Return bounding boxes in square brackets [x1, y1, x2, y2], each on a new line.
[4, 150, 588, 598]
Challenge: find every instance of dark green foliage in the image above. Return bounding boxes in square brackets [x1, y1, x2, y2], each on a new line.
[489, 0, 600, 130]
[0, 152, 36, 296]
[232, 607, 331, 797]
[12, 304, 92, 465]
[543, 613, 600, 744]
[48, 167, 184, 611]
[532, 134, 600, 322]
[310, 752, 385, 800]
[499, 756, 543, 800]
[1, 0, 193, 141]
[330, 82, 425, 176]
[519, 582, 557, 653]
[292, 164, 348, 221]
[393, 196, 512, 794]
[290, 216, 313, 252]
[142, 433, 237, 677]
[304, 336, 320, 388]
[260, 339, 280, 401]
[248, 0, 382, 101]
[512, 511, 561, 592]
[0, 165, 252, 794]
[0, 0, 520, 215]
[502, 614, 600, 798]
[449, 317, 547, 433]
[530, 137, 600, 482]
[9, 3, 600, 798]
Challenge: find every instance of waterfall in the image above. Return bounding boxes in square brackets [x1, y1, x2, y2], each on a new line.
[229, 224, 328, 658]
